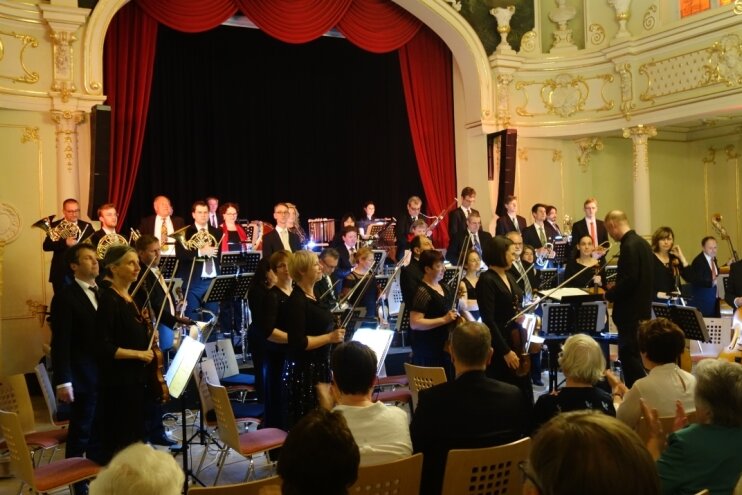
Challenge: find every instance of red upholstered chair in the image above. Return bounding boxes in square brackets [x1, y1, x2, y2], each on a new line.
[0, 409, 99, 494]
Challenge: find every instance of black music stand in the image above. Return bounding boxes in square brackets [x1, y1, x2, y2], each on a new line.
[366, 223, 387, 239]
[651, 303, 709, 342]
[537, 268, 558, 290]
[442, 267, 459, 286]
[552, 240, 569, 264]
[220, 252, 261, 276]
[164, 336, 207, 493]
[604, 264, 618, 283]
[159, 255, 178, 279]
[372, 250, 387, 273]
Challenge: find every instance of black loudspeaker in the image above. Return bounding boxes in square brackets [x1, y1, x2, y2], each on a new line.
[487, 128, 518, 217]
[88, 104, 111, 219]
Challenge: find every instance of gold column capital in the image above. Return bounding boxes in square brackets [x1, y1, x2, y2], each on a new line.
[622, 124, 657, 143]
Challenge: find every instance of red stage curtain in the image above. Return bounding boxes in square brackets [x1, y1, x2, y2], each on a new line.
[136, 0, 237, 33]
[398, 27, 456, 248]
[236, 0, 352, 44]
[104, 2, 158, 226]
[337, 0, 421, 53]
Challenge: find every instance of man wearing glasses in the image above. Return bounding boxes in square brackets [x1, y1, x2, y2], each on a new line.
[43, 198, 93, 294]
[395, 195, 424, 256]
[261, 202, 301, 260]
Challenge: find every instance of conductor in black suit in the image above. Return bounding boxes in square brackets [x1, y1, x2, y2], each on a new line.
[49, 243, 100, 464]
[395, 195, 423, 255]
[446, 212, 491, 264]
[603, 210, 653, 388]
[448, 187, 478, 241]
[43, 198, 93, 294]
[410, 321, 529, 495]
[688, 236, 720, 317]
[137, 195, 184, 257]
[570, 197, 608, 254]
[174, 201, 221, 323]
[494, 195, 527, 235]
[261, 202, 302, 260]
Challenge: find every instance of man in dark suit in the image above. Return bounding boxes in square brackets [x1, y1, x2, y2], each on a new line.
[689, 236, 720, 317]
[570, 197, 608, 254]
[89, 203, 121, 258]
[448, 186, 478, 241]
[49, 243, 100, 473]
[604, 210, 653, 388]
[445, 212, 491, 264]
[137, 195, 184, 257]
[175, 200, 221, 322]
[333, 227, 359, 286]
[506, 231, 537, 296]
[395, 195, 423, 255]
[544, 205, 562, 240]
[261, 202, 301, 260]
[314, 248, 340, 310]
[43, 198, 93, 294]
[400, 235, 434, 305]
[410, 321, 530, 495]
[495, 195, 527, 235]
[723, 256, 742, 310]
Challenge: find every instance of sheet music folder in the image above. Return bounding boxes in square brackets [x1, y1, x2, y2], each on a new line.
[165, 336, 206, 398]
[538, 287, 603, 303]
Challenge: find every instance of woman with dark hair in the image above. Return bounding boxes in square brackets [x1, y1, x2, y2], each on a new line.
[409, 249, 458, 377]
[461, 249, 482, 320]
[246, 258, 276, 402]
[564, 235, 605, 289]
[650, 226, 690, 301]
[283, 251, 345, 428]
[477, 235, 533, 405]
[339, 246, 377, 318]
[89, 245, 154, 465]
[218, 202, 248, 253]
[356, 201, 377, 236]
[330, 214, 356, 248]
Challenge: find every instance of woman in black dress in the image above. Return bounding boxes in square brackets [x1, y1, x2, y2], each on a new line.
[477, 235, 533, 405]
[564, 235, 605, 289]
[339, 246, 377, 318]
[246, 258, 276, 402]
[461, 249, 481, 320]
[651, 226, 690, 301]
[262, 251, 291, 429]
[409, 249, 458, 378]
[89, 245, 154, 465]
[282, 250, 345, 429]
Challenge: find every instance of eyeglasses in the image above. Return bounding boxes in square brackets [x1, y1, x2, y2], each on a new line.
[65, 209, 80, 214]
[518, 461, 543, 493]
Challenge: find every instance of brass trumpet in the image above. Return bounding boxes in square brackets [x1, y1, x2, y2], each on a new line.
[32, 215, 81, 241]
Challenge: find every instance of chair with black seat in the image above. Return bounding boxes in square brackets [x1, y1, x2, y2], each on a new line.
[349, 453, 423, 495]
[440, 437, 532, 495]
[205, 338, 256, 392]
[0, 409, 100, 495]
[206, 381, 287, 485]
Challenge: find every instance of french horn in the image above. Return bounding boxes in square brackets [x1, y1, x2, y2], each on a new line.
[170, 225, 218, 251]
[32, 215, 81, 241]
[96, 232, 129, 259]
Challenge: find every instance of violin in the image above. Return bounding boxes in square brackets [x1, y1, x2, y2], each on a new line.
[509, 296, 531, 378]
[140, 281, 170, 404]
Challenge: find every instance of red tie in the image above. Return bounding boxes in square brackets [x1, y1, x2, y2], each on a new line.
[589, 222, 597, 246]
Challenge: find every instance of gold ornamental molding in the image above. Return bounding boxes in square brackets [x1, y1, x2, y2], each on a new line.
[735, 0, 742, 15]
[0, 30, 40, 84]
[0, 202, 21, 245]
[515, 73, 614, 118]
[643, 5, 658, 31]
[51, 110, 85, 173]
[588, 24, 605, 46]
[639, 34, 742, 103]
[574, 137, 604, 172]
[615, 63, 634, 120]
[520, 30, 537, 54]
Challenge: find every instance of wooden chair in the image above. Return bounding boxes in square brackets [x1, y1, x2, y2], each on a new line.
[404, 363, 447, 410]
[189, 475, 281, 494]
[206, 381, 287, 485]
[636, 410, 698, 450]
[0, 374, 67, 466]
[33, 364, 70, 429]
[349, 453, 423, 495]
[440, 437, 532, 495]
[0, 409, 99, 494]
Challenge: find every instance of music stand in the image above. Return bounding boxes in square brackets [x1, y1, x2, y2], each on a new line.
[536, 268, 558, 290]
[651, 303, 709, 342]
[352, 328, 395, 377]
[378, 222, 397, 245]
[165, 336, 207, 492]
[442, 267, 459, 286]
[366, 223, 387, 238]
[372, 250, 387, 273]
[159, 255, 178, 279]
[604, 264, 618, 283]
[552, 240, 569, 264]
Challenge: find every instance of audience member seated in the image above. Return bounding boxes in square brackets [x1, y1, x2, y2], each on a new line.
[524, 411, 660, 495]
[316, 341, 412, 465]
[410, 321, 530, 495]
[88, 443, 184, 495]
[278, 408, 360, 495]
[533, 334, 615, 428]
[643, 359, 742, 495]
[608, 318, 696, 429]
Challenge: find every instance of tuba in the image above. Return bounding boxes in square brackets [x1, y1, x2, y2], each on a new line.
[96, 232, 129, 259]
[32, 215, 81, 241]
[170, 225, 218, 251]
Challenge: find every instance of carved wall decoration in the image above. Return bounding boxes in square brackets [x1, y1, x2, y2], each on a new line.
[735, 0, 742, 15]
[443, 0, 462, 12]
[702, 147, 717, 166]
[574, 137, 604, 172]
[49, 30, 77, 102]
[515, 73, 614, 117]
[520, 30, 537, 53]
[51, 110, 85, 173]
[588, 24, 605, 46]
[615, 63, 634, 120]
[726, 144, 739, 159]
[0, 202, 21, 244]
[704, 34, 742, 86]
[21, 126, 39, 144]
[496, 73, 513, 127]
[0, 31, 40, 84]
[643, 4, 658, 31]
[25, 300, 48, 326]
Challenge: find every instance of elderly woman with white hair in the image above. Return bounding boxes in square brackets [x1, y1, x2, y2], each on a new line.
[89, 443, 183, 495]
[533, 333, 615, 428]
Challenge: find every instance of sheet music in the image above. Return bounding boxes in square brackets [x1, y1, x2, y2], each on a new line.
[165, 336, 205, 398]
[352, 328, 394, 376]
[539, 287, 589, 301]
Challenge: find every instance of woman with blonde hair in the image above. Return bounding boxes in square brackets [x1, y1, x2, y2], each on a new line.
[533, 333, 615, 427]
[89, 443, 183, 495]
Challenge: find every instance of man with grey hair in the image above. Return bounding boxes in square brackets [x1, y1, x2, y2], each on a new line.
[604, 210, 653, 388]
[410, 321, 530, 495]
